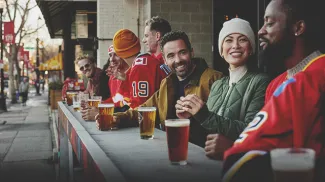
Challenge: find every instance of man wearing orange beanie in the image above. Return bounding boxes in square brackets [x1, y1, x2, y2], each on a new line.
[112, 29, 166, 109]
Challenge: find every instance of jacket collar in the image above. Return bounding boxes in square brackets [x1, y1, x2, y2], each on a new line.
[169, 57, 208, 86]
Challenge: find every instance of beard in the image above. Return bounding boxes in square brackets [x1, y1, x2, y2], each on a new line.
[258, 34, 295, 79]
[173, 59, 194, 79]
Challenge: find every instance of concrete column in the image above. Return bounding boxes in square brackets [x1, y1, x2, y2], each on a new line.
[97, 0, 143, 68]
[97, 0, 124, 68]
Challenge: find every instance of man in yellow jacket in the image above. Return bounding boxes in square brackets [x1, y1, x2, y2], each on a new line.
[98, 31, 223, 147]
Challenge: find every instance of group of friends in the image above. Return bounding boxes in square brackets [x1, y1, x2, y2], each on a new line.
[71, 0, 325, 181]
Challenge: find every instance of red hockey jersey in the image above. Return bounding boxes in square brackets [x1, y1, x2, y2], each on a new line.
[102, 76, 127, 107]
[223, 54, 325, 182]
[116, 53, 166, 109]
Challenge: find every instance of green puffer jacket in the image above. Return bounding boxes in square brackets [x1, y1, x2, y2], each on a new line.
[193, 72, 270, 140]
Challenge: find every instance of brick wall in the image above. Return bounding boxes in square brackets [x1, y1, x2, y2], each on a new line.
[97, 0, 213, 67]
[151, 0, 213, 68]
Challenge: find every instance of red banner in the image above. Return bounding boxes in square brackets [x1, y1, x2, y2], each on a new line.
[4, 21, 15, 44]
[18, 46, 24, 60]
[23, 51, 29, 63]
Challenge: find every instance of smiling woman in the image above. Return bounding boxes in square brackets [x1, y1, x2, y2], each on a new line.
[175, 18, 271, 160]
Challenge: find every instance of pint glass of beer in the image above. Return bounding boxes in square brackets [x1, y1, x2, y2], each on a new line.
[165, 119, 190, 165]
[66, 92, 78, 106]
[98, 103, 116, 131]
[270, 148, 315, 182]
[89, 96, 102, 108]
[138, 107, 156, 139]
[72, 94, 81, 112]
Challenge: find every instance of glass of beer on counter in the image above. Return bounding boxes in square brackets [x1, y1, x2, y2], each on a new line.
[72, 94, 81, 112]
[138, 107, 156, 139]
[98, 103, 116, 131]
[66, 92, 78, 106]
[270, 148, 315, 182]
[87, 96, 102, 108]
[165, 119, 190, 165]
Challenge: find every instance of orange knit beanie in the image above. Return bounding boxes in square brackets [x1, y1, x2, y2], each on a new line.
[113, 29, 140, 59]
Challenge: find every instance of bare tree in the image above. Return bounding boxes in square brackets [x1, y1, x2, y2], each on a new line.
[3, 0, 42, 103]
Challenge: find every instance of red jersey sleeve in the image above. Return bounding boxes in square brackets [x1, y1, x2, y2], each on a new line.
[223, 69, 325, 181]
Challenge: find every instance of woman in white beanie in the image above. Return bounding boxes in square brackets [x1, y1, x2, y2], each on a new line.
[175, 18, 270, 159]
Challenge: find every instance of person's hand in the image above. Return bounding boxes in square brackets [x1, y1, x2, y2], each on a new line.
[106, 66, 115, 77]
[205, 134, 234, 160]
[175, 97, 192, 119]
[81, 106, 99, 121]
[95, 113, 100, 129]
[80, 100, 87, 109]
[95, 114, 119, 130]
[177, 94, 205, 116]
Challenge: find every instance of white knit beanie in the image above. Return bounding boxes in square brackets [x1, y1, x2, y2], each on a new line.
[218, 18, 256, 56]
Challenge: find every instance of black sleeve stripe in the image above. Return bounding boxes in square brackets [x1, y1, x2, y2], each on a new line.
[260, 130, 293, 138]
[160, 64, 171, 75]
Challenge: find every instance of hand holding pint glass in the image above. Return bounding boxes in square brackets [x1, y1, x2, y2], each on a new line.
[165, 119, 190, 165]
[138, 107, 156, 139]
[87, 96, 102, 108]
[270, 148, 315, 182]
[97, 103, 116, 131]
[79, 93, 89, 109]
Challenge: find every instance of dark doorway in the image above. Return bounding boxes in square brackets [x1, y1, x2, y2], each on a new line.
[212, 0, 271, 75]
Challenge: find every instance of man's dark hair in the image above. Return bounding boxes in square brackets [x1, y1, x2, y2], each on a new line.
[145, 16, 171, 37]
[280, 0, 322, 48]
[160, 31, 192, 53]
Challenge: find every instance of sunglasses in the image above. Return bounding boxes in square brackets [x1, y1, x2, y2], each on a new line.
[79, 63, 92, 71]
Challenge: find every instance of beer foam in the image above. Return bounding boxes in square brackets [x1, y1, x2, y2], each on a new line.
[165, 119, 190, 127]
[271, 148, 315, 171]
[98, 103, 114, 108]
[138, 107, 156, 112]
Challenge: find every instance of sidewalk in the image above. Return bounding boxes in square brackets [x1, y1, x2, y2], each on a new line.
[0, 90, 56, 182]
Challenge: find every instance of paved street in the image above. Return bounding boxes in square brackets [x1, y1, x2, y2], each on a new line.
[0, 89, 56, 182]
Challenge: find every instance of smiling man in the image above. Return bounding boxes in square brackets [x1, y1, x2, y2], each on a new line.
[75, 55, 103, 97]
[142, 16, 171, 65]
[112, 31, 223, 146]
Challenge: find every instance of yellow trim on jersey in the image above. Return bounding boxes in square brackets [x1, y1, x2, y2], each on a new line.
[302, 54, 325, 71]
[222, 150, 266, 182]
[124, 97, 131, 102]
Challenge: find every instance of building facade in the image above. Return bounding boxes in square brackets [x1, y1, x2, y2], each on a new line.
[38, 0, 272, 78]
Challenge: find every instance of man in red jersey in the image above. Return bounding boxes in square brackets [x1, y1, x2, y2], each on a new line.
[143, 16, 172, 77]
[103, 45, 130, 111]
[113, 29, 167, 109]
[221, 0, 325, 182]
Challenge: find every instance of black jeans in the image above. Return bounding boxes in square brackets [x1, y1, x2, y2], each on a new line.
[21, 92, 28, 103]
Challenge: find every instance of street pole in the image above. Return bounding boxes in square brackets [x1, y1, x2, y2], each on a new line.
[22, 62, 24, 77]
[0, 6, 7, 111]
[35, 16, 42, 96]
[35, 37, 40, 95]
